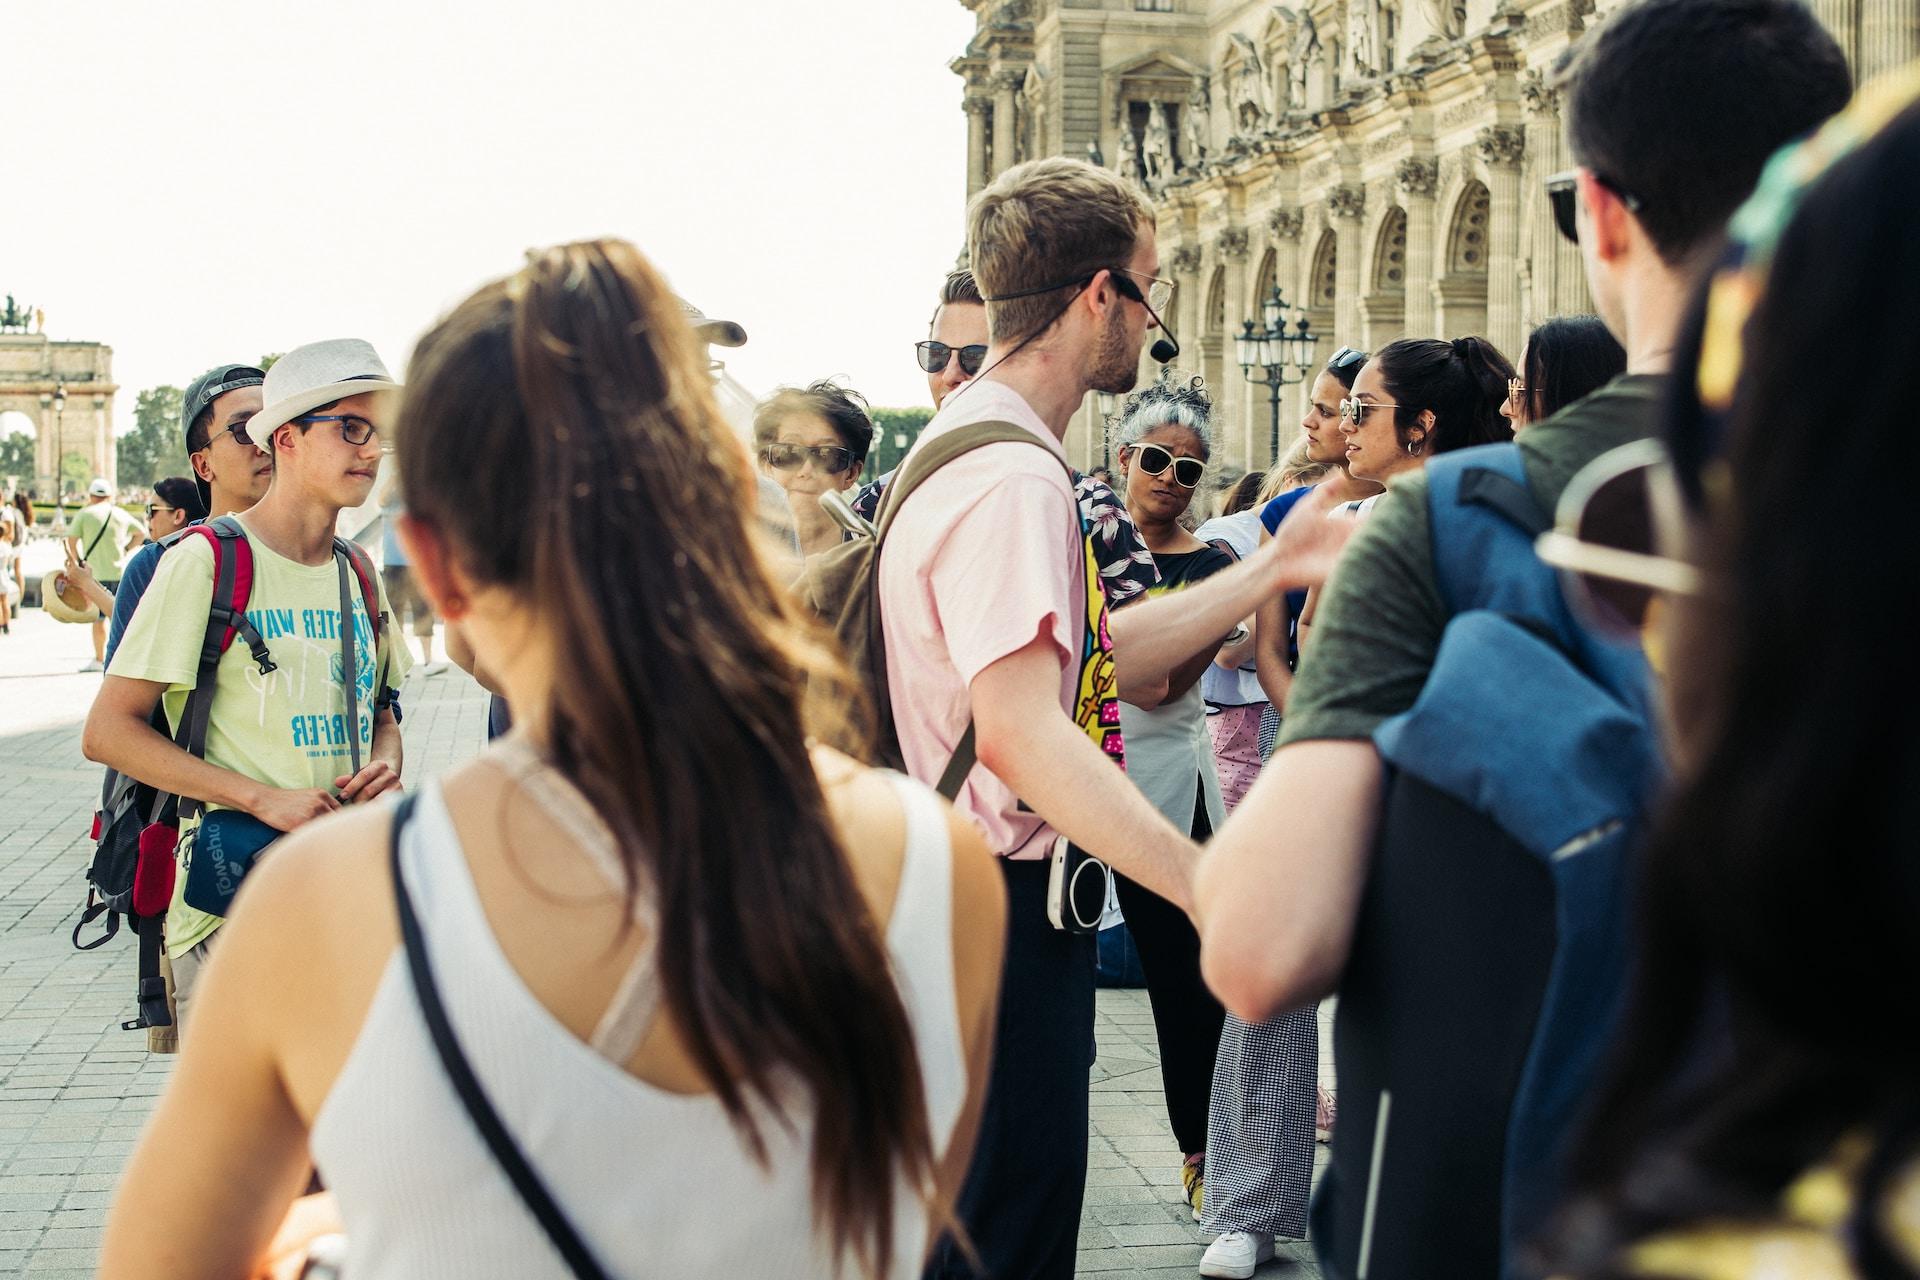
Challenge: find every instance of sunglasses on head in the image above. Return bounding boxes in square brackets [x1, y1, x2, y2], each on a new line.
[1545, 169, 1647, 246]
[916, 341, 988, 377]
[1534, 438, 1706, 640]
[762, 441, 857, 473]
[1127, 442, 1205, 488]
[1328, 347, 1367, 372]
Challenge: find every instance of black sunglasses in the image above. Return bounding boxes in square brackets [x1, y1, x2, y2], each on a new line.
[1128, 442, 1205, 488]
[762, 442, 857, 474]
[293, 413, 380, 446]
[1327, 347, 1367, 372]
[1546, 169, 1646, 245]
[916, 340, 988, 377]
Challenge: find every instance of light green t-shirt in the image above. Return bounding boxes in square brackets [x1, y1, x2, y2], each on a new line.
[108, 513, 413, 956]
[70, 502, 142, 583]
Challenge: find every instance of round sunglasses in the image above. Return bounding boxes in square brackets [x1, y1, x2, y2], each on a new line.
[1126, 442, 1206, 488]
[916, 341, 988, 377]
[762, 441, 858, 473]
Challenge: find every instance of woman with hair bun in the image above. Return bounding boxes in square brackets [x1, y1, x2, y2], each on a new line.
[100, 239, 1007, 1280]
[1335, 335, 1516, 500]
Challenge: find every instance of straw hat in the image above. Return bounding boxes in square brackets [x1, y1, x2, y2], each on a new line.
[41, 569, 100, 624]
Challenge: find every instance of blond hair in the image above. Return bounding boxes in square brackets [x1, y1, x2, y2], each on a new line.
[1266, 436, 1330, 497]
[967, 157, 1154, 346]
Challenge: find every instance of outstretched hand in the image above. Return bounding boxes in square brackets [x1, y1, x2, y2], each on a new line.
[1256, 482, 1361, 595]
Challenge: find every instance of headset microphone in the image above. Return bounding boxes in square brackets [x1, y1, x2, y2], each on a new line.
[1150, 333, 1180, 364]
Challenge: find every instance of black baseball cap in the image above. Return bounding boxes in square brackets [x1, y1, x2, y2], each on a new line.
[181, 364, 265, 509]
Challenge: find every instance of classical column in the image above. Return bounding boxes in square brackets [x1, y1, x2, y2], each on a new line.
[965, 96, 991, 199]
[1521, 75, 1588, 324]
[95, 401, 113, 492]
[35, 398, 53, 488]
[1478, 126, 1527, 360]
[1217, 228, 1253, 469]
[1861, 0, 1918, 76]
[1169, 243, 1205, 358]
[1396, 159, 1439, 339]
[1812, 0, 1859, 63]
[993, 72, 1022, 178]
[1329, 185, 1366, 353]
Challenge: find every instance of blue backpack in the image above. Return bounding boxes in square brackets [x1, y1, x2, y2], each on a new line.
[1310, 444, 1661, 1280]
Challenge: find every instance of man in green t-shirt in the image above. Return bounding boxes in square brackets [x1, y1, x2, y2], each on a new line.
[85, 339, 411, 1037]
[1194, 0, 1852, 1271]
[66, 477, 145, 672]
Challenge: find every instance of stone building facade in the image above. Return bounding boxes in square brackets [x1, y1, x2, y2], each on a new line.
[0, 329, 119, 496]
[952, 0, 1918, 471]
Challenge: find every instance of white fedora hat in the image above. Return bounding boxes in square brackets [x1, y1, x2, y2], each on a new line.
[250, 339, 401, 443]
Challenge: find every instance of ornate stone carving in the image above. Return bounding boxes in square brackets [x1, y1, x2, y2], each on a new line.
[1348, 0, 1379, 79]
[1118, 130, 1145, 187]
[1268, 206, 1306, 239]
[1303, 155, 1338, 185]
[1418, 0, 1466, 39]
[1395, 156, 1439, 198]
[1329, 183, 1367, 219]
[963, 96, 993, 116]
[1169, 245, 1204, 276]
[1143, 104, 1176, 192]
[1366, 128, 1411, 159]
[1520, 68, 1560, 116]
[1226, 32, 1275, 131]
[1438, 149, 1463, 192]
[1183, 80, 1211, 171]
[1439, 98, 1482, 129]
[1475, 124, 1526, 168]
[995, 69, 1027, 93]
[1218, 227, 1252, 261]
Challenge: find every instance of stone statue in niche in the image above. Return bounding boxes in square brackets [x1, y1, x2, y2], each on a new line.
[1349, 0, 1378, 78]
[1087, 137, 1106, 168]
[1418, 0, 1466, 39]
[1289, 11, 1319, 112]
[1143, 103, 1175, 190]
[1183, 80, 1210, 169]
[1118, 128, 1146, 187]
[1226, 33, 1274, 132]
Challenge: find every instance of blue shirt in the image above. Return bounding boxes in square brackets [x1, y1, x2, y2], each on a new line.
[1258, 486, 1314, 670]
[103, 540, 164, 669]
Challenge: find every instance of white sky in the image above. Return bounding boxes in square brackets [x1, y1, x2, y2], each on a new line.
[3, 0, 980, 439]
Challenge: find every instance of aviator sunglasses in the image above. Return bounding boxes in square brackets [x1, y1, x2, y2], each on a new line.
[762, 441, 857, 473]
[916, 341, 988, 377]
[1127, 442, 1206, 488]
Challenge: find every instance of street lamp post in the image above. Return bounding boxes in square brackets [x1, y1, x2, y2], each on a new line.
[1235, 287, 1318, 464]
[1094, 391, 1117, 474]
[51, 383, 68, 532]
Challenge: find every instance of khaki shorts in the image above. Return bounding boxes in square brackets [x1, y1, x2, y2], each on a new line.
[164, 934, 219, 1046]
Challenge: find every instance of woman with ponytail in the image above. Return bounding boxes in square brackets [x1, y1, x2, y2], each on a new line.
[101, 239, 1006, 1280]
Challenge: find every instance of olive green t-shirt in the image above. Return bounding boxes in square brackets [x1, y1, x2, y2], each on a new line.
[1278, 373, 1667, 748]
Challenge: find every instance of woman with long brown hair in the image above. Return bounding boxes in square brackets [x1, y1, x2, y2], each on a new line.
[99, 239, 1005, 1280]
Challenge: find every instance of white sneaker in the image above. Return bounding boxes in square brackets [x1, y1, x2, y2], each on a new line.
[78, 659, 103, 673]
[1199, 1230, 1275, 1279]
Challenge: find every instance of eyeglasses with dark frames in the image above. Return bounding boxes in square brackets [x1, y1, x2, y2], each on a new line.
[293, 413, 381, 446]
[762, 442, 858, 474]
[1545, 169, 1646, 246]
[916, 341, 988, 377]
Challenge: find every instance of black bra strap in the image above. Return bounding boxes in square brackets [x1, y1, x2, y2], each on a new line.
[388, 792, 613, 1280]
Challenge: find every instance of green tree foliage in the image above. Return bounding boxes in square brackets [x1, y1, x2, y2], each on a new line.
[862, 407, 935, 482]
[116, 385, 185, 491]
[60, 452, 92, 496]
[0, 428, 31, 481]
[259, 353, 282, 371]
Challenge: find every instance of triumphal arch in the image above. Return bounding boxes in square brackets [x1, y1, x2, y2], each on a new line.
[0, 295, 119, 496]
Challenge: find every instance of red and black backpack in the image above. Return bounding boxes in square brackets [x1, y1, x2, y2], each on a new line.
[75, 515, 385, 1033]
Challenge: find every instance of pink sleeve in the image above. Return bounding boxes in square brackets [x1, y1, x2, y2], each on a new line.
[927, 471, 1078, 686]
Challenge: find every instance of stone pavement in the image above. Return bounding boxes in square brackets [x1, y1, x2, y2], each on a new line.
[0, 610, 1322, 1278]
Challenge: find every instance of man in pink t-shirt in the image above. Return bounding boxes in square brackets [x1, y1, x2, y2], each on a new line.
[890, 158, 1333, 1280]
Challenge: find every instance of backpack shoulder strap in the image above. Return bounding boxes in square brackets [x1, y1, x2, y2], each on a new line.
[1422, 443, 1547, 619]
[335, 538, 384, 648]
[874, 421, 1063, 540]
[174, 518, 272, 819]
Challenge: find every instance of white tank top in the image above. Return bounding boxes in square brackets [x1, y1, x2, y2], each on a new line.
[310, 765, 967, 1279]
